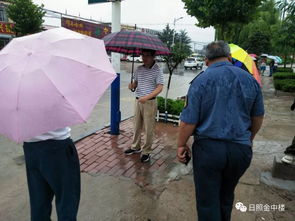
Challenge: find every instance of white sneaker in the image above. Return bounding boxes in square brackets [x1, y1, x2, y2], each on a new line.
[281, 154, 295, 165]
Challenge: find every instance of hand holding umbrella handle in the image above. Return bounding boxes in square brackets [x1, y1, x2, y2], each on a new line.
[128, 81, 136, 92]
[130, 54, 136, 92]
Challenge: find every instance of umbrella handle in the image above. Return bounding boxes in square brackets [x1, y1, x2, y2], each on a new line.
[130, 78, 135, 92]
[130, 54, 136, 92]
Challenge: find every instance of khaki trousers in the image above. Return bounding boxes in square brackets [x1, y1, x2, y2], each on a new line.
[131, 99, 157, 154]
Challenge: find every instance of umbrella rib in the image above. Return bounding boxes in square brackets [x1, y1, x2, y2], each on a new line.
[41, 55, 114, 122]
[52, 54, 112, 72]
[16, 64, 29, 142]
[40, 65, 87, 123]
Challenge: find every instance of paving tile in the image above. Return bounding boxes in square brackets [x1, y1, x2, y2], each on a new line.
[84, 155, 99, 165]
[75, 118, 177, 180]
[124, 165, 137, 178]
[107, 158, 120, 168]
[76, 143, 85, 150]
[80, 163, 89, 171]
[152, 147, 163, 155]
[79, 158, 87, 164]
[95, 153, 111, 164]
[81, 137, 91, 142]
[155, 157, 167, 166]
[152, 153, 161, 160]
[123, 161, 135, 171]
[81, 146, 97, 155]
[129, 172, 137, 179]
[106, 154, 120, 162]
[93, 160, 110, 172]
[84, 162, 99, 171]
[99, 166, 112, 174]
[112, 168, 126, 176]
[106, 165, 121, 176]
[96, 149, 110, 157]
[149, 163, 160, 172]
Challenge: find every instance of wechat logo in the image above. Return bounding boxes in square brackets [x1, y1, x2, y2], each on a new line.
[235, 202, 247, 212]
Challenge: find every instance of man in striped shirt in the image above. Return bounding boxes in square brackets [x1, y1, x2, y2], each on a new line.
[124, 49, 164, 163]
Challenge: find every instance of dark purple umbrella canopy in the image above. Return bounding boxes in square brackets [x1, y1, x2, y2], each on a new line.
[102, 30, 170, 55]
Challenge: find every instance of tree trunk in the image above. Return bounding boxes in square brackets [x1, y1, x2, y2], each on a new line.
[214, 27, 219, 41]
[283, 42, 287, 68]
[220, 24, 225, 40]
[234, 26, 241, 43]
[164, 70, 173, 111]
[291, 51, 295, 68]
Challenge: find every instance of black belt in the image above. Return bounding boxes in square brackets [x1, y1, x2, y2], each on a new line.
[136, 97, 156, 100]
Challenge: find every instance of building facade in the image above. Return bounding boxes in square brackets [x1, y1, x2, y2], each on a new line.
[0, 0, 14, 49]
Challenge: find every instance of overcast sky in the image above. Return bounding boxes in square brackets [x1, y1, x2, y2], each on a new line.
[33, 0, 215, 46]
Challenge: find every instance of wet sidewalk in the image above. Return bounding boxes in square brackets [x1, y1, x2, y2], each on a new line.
[0, 74, 294, 221]
[76, 119, 176, 181]
[70, 74, 295, 221]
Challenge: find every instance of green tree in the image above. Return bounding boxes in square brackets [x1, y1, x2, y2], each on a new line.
[275, 1, 295, 67]
[6, 0, 45, 37]
[158, 25, 192, 112]
[244, 31, 271, 54]
[182, 0, 261, 40]
[236, 0, 280, 54]
[273, 14, 295, 67]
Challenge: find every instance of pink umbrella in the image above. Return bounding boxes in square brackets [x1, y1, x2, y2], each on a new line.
[249, 53, 258, 58]
[0, 27, 116, 143]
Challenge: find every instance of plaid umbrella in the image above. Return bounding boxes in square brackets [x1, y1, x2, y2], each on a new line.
[103, 30, 170, 91]
[102, 30, 170, 55]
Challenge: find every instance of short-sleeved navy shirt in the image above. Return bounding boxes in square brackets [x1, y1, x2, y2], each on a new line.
[180, 61, 264, 146]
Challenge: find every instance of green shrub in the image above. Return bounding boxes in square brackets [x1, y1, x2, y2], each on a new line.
[276, 67, 293, 72]
[273, 79, 295, 92]
[282, 80, 295, 92]
[157, 96, 185, 115]
[273, 72, 295, 80]
[157, 96, 165, 113]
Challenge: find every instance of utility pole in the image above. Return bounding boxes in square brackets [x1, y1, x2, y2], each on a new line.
[172, 17, 183, 46]
[110, 0, 121, 135]
[88, 0, 122, 135]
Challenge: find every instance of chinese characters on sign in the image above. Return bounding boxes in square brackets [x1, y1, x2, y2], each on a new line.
[61, 17, 111, 39]
[249, 204, 285, 212]
[235, 202, 285, 213]
[0, 22, 15, 35]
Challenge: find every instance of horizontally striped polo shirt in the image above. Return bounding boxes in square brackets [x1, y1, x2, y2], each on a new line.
[134, 63, 164, 98]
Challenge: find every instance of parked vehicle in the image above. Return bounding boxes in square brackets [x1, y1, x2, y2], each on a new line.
[126, 55, 142, 63]
[120, 55, 128, 61]
[184, 57, 203, 70]
[155, 56, 165, 62]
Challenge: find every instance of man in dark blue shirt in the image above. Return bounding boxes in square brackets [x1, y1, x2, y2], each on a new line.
[177, 41, 264, 221]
